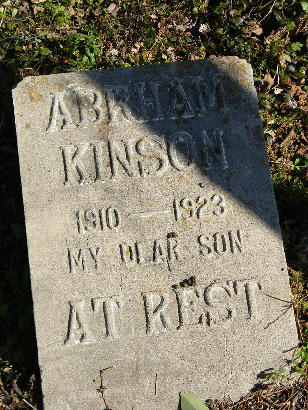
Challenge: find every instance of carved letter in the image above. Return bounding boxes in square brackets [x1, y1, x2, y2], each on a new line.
[106, 207, 120, 229]
[104, 86, 131, 124]
[167, 236, 180, 262]
[200, 129, 228, 170]
[234, 280, 262, 321]
[76, 209, 97, 234]
[204, 283, 236, 325]
[73, 88, 103, 125]
[91, 296, 122, 338]
[213, 73, 226, 113]
[213, 232, 227, 255]
[89, 247, 100, 270]
[119, 242, 137, 266]
[135, 82, 163, 121]
[64, 300, 93, 345]
[191, 76, 211, 114]
[192, 74, 225, 114]
[68, 248, 87, 274]
[168, 131, 194, 171]
[143, 292, 171, 334]
[198, 235, 212, 256]
[175, 288, 203, 328]
[61, 143, 90, 185]
[169, 79, 194, 118]
[108, 140, 137, 178]
[47, 92, 74, 132]
[228, 230, 242, 253]
[153, 239, 165, 264]
[136, 137, 168, 176]
[90, 141, 107, 183]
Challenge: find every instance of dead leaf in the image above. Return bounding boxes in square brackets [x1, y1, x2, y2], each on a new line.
[264, 129, 276, 140]
[243, 20, 262, 36]
[68, 6, 75, 15]
[253, 25, 262, 35]
[199, 23, 210, 34]
[263, 73, 274, 88]
[33, 6, 43, 14]
[46, 32, 63, 39]
[282, 129, 295, 147]
[75, 8, 85, 17]
[107, 3, 119, 16]
[106, 48, 118, 56]
[290, 85, 308, 112]
[297, 147, 308, 156]
[274, 87, 283, 94]
[92, 8, 102, 16]
[279, 53, 291, 67]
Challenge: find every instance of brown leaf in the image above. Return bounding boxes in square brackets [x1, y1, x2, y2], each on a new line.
[279, 53, 291, 68]
[75, 8, 85, 17]
[199, 23, 211, 34]
[92, 8, 102, 16]
[244, 20, 262, 36]
[290, 85, 308, 112]
[297, 147, 308, 156]
[253, 25, 263, 35]
[282, 129, 296, 147]
[107, 3, 119, 16]
[263, 73, 274, 88]
[68, 6, 75, 15]
[33, 6, 43, 14]
[46, 32, 63, 39]
[265, 129, 276, 138]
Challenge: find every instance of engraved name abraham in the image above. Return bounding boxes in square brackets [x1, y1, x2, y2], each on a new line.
[47, 74, 225, 131]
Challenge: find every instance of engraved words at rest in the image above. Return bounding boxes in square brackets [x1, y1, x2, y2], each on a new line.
[64, 279, 262, 345]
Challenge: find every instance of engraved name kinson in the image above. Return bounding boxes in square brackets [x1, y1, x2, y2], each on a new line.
[60, 129, 228, 185]
[64, 279, 262, 345]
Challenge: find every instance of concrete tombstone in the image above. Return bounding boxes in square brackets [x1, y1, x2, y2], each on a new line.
[13, 57, 298, 409]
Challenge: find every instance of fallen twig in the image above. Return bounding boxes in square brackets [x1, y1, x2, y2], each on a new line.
[97, 366, 114, 410]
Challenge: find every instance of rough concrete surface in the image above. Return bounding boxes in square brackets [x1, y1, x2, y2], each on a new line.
[12, 57, 298, 409]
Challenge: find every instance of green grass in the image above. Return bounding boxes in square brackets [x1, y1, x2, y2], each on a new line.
[0, 0, 307, 408]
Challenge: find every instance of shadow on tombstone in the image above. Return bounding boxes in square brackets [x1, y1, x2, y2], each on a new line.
[0, 69, 42, 407]
[63, 59, 281, 231]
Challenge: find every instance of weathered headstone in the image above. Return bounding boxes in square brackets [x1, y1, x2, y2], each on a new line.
[13, 57, 298, 409]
